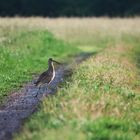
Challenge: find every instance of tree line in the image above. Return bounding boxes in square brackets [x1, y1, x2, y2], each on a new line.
[0, 0, 140, 17]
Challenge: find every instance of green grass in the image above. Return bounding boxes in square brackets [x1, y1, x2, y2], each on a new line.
[0, 18, 140, 140]
[14, 33, 140, 140]
[0, 30, 80, 103]
[0, 25, 113, 103]
[123, 34, 140, 69]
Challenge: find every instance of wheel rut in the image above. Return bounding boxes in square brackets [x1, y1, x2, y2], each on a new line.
[0, 52, 95, 140]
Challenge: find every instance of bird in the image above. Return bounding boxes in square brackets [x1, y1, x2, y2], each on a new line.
[34, 58, 61, 97]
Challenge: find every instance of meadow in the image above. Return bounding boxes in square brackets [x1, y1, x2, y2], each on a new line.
[0, 17, 140, 140]
[0, 20, 80, 103]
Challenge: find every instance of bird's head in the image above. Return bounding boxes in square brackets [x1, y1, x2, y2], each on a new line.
[48, 58, 61, 64]
[48, 58, 53, 62]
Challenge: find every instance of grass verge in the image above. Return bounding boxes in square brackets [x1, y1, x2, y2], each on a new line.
[0, 30, 80, 103]
[0, 18, 139, 140]
[14, 34, 140, 140]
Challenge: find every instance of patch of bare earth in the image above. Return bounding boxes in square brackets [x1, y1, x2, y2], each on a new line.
[0, 53, 92, 140]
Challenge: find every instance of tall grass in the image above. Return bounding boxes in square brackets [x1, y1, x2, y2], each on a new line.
[15, 41, 140, 140]
[10, 18, 140, 140]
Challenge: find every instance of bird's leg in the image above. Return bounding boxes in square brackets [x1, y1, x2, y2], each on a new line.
[42, 84, 51, 96]
[34, 86, 41, 97]
[43, 83, 49, 91]
[47, 84, 51, 91]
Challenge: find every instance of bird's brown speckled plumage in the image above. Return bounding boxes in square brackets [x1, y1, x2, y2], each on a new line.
[34, 58, 61, 97]
[35, 58, 60, 86]
[35, 58, 55, 86]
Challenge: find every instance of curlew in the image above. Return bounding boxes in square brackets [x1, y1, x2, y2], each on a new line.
[34, 58, 61, 97]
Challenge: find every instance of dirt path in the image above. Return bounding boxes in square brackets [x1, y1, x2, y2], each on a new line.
[0, 53, 94, 140]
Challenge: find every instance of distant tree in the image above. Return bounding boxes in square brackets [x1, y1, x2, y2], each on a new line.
[0, 0, 139, 17]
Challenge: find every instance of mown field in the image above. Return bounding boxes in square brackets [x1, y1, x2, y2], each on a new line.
[0, 18, 140, 140]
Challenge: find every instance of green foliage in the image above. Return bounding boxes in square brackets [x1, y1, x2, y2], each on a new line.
[0, 0, 140, 17]
[0, 18, 139, 140]
[15, 33, 140, 140]
[0, 30, 80, 102]
[123, 34, 140, 69]
[83, 118, 138, 140]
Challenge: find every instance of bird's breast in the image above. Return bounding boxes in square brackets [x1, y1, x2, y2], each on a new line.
[50, 70, 55, 83]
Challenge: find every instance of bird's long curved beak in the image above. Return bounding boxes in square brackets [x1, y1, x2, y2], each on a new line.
[52, 59, 61, 64]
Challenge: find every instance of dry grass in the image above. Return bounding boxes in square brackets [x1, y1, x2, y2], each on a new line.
[0, 17, 139, 140]
[15, 43, 140, 140]
[0, 17, 140, 43]
[12, 17, 140, 140]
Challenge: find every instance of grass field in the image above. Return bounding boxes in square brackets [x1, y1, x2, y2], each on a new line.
[0, 23, 81, 103]
[0, 17, 140, 140]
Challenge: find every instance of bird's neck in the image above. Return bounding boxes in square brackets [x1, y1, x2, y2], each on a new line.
[48, 62, 54, 72]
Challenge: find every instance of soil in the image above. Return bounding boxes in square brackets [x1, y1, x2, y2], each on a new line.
[0, 52, 94, 140]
